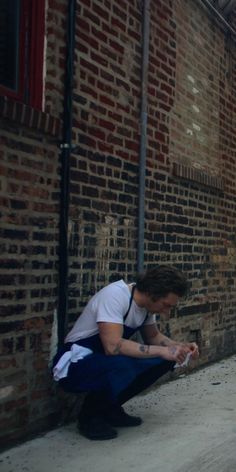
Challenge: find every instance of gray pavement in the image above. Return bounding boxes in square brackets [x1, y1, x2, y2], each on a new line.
[1, 354, 236, 472]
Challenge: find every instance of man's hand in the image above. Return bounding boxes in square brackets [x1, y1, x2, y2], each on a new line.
[164, 344, 191, 364]
[186, 342, 199, 360]
[164, 342, 199, 364]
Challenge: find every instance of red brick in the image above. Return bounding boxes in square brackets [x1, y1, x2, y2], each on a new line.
[2, 0, 236, 450]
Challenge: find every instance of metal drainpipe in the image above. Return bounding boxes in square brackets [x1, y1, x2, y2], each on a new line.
[57, 0, 76, 348]
[137, 0, 150, 273]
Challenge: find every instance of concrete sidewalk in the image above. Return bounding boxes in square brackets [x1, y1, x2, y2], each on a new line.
[1, 354, 236, 472]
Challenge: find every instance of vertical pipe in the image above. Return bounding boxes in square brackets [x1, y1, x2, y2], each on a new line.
[137, 0, 150, 272]
[57, 0, 76, 348]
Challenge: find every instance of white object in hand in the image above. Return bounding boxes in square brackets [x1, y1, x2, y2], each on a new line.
[174, 351, 192, 369]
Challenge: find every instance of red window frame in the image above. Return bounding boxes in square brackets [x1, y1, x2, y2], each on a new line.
[0, 0, 45, 110]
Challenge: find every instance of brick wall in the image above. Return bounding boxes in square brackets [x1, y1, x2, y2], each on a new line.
[68, 0, 143, 313]
[0, 0, 65, 448]
[1, 0, 236, 448]
[0, 119, 61, 446]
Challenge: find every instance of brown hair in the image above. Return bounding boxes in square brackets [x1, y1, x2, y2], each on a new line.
[136, 265, 188, 300]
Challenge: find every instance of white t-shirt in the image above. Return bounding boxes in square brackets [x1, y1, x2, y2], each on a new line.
[65, 279, 156, 343]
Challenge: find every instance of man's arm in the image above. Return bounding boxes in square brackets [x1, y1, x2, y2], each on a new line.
[141, 323, 199, 360]
[98, 322, 192, 364]
[141, 323, 176, 346]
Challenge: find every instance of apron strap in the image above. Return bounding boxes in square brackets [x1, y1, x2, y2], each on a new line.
[124, 284, 149, 323]
[124, 284, 136, 321]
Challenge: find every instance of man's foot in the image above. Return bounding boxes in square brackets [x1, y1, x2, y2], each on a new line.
[78, 415, 118, 440]
[105, 405, 143, 427]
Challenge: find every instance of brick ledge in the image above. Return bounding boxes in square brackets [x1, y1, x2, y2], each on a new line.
[173, 162, 224, 191]
[0, 95, 62, 138]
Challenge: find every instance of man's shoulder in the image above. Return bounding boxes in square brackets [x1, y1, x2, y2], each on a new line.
[101, 279, 129, 296]
[90, 280, 131, 314]
[95, 280, 131, 320]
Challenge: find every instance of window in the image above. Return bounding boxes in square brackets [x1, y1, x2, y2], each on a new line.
[0, 0, 45, 110]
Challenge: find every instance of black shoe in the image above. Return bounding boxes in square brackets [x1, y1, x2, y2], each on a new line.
[78, 415, 118, 440]
[105, 406, 142, 427]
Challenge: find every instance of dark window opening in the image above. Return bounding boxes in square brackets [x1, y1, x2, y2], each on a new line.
[0, 0, 45, 110]
[0, 0, 20, 91]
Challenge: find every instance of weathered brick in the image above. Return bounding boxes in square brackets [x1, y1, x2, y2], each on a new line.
[2, 0, 236, 450]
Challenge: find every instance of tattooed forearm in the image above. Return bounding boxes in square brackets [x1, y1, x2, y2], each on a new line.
[160, 339, 173, 347]
[168, 346, 177, 355]
[112, 341, 151, 356]
[113, 340, 123, 354]
[139, 344, 150, 355]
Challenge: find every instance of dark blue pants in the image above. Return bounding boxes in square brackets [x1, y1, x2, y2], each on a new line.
[54, 333, 174, 405]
